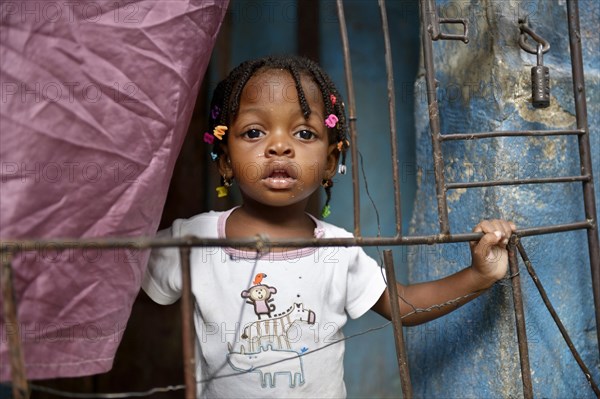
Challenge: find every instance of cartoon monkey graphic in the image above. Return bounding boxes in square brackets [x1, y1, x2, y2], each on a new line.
[241, 276, 277, 319]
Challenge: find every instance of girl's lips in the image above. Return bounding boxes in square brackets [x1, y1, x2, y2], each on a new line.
[262, 173, 297, 189]
[261, 162, 299, 179]
[261, 163, 299, 189]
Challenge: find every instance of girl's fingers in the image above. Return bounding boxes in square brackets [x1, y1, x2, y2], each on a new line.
[471, 219, 516, 249]
[473, 230, 504, 262]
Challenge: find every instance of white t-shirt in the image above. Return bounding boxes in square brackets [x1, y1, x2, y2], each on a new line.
[142, 208, 387, 398]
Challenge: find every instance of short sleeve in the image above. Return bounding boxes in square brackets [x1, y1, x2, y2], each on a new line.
[345, 246, 388, 319]
[142, 222, 183, 305]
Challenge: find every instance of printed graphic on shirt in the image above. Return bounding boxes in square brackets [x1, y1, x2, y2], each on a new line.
[241, 302, 316, 352]
[241, 273, 278, 319]
[227, 273, 316, 389]
[227, 343, 305, 388]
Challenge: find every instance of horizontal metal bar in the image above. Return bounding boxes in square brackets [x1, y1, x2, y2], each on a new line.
[0, 221, 593, 252]
[439, 129, 584, 141]
[446, 175, 590, 190]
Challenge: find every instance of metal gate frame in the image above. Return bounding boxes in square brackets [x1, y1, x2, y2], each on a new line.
[1, 0, 599, 397]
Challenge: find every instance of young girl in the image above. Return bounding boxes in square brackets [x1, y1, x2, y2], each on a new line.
[142, 55, 515, 397]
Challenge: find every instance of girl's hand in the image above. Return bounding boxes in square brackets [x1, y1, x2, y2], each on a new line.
[469, 219, 517, 287]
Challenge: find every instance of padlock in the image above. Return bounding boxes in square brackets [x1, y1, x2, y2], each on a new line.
[531, 43, 550, 108]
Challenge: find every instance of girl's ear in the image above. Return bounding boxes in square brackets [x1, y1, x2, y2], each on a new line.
[324, 142, 341, 179]
[217, 145, 233, 178]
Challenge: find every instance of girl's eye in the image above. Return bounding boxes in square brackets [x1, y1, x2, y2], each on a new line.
[295, 130, 316, 140]
[242, 129, 264, 139]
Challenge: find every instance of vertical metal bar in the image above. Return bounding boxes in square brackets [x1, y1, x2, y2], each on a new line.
[382, 250, 413, 398]
[378, 0, 403, 237]
[335, 0, 361, 237]
[516, 241, 600, 396]
[179, 247, 197, 398]
[508, 237, 533, 399]
[418, 0, 451, 234]
[298, 0, 323, 217]
[425, 0, 441, 39]
[566, 0, 600, 355]
[1, 250, 30, 399]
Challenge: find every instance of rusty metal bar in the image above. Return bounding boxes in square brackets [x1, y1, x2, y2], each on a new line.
[0, 221, 594, 253]
[419, 0, 450, 235]
[516, 240, 600, 396]
[378, 0, 403, 237]
[382, 250, 412, 398]
[446, 175, 590, 190]
[179, 247, 197, 398]
[507, 237, 533, 399]
[567, 0, 600, 356]
[1, 250, 30, 398]
[440, 129, 584, 141]
[335, 0, 361, 237]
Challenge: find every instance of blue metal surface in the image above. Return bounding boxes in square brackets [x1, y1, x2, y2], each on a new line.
[407, 0, 599, 397]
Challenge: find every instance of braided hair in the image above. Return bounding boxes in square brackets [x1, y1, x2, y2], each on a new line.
[207, 55, 349, 215]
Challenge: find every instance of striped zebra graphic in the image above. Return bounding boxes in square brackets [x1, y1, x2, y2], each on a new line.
[241, 303, 316, 352]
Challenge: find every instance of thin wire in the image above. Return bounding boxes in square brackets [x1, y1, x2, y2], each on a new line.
[399, 290, 483, 319]
[358, 150, 382, 237]
[27, 384, 185, 398]
[195, 321, 393, 384]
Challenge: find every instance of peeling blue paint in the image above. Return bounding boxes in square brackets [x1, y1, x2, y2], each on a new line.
[408, 1, 599, 397]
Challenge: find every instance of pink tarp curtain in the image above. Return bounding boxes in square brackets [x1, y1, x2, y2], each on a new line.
[0, 0, 228, 380]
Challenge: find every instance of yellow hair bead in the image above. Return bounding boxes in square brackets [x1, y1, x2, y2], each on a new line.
[216, 185, 228, 197]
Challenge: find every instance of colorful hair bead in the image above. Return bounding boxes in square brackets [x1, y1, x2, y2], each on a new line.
[321, 204, 331, 218]
[325, 114, 338, 128]
[203, 132, 215, 144]
[330, 94, 337, 105]
[314, 227, 325, 239]
[216, 176, 232, 198]
[216, 185, 228, 197]
[210, 152, 219, 161]
[213, 125, 227, 140]
[211, 105, 221, 120]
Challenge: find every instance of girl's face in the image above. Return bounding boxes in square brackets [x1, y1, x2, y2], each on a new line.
[219, 69, 338, 210]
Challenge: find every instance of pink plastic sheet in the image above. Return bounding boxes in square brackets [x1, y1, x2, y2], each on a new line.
[0, 0, 228, 380]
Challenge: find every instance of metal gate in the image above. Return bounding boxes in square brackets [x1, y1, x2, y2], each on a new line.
[1, 0, 598, 397]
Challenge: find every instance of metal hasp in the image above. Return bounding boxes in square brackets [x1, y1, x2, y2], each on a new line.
[519, 18, 551, 108]
[425, 0, 469, 43]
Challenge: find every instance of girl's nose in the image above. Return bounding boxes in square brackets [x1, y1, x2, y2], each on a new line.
[265, 135, 294, 157]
